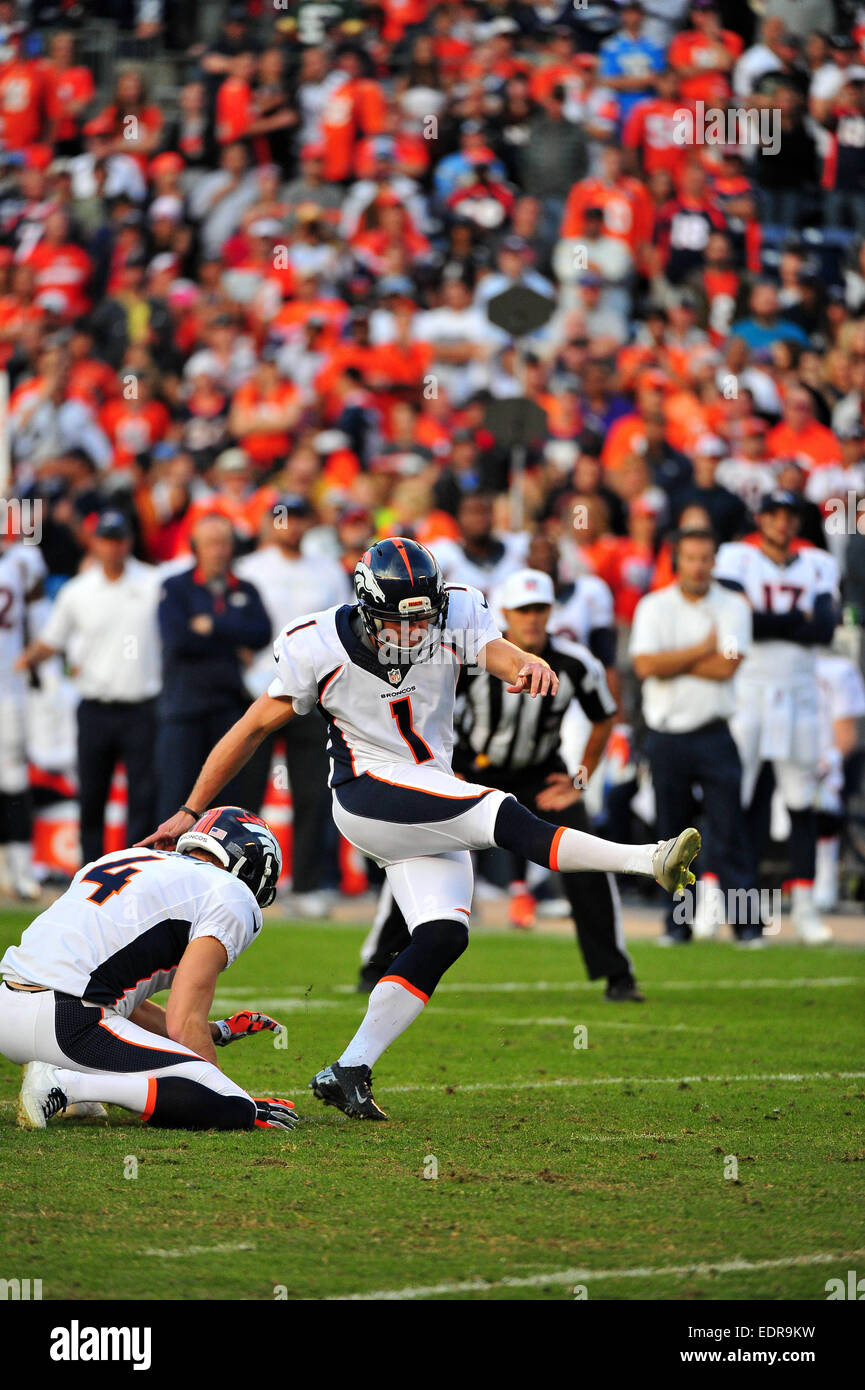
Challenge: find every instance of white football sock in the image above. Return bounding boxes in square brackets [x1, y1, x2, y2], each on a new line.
[554, 828, 656, 877]
[814, 837, 839, 911]
[339, 980, 425, 1069]
[6, 841, 35, 882]
[54, 1068, 149, 1114]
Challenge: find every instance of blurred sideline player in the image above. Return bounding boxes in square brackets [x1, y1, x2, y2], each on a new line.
[357, 567, 644, 1002]
[0, 807, 298, 1132]
[814, 649, 865, 911]
[715, 492, 840, 942]
[0, 530, 46, 900]
[141, 539, 700, 1120]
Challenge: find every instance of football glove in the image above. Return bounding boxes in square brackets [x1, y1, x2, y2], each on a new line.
[253, 1097, 300, 1130]
[213, 1011, 281, 1046]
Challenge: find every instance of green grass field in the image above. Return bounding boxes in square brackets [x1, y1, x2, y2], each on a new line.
[1, 906, 864, 1302]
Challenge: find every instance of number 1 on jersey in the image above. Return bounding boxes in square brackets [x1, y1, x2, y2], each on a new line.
[390, 697, 433, 764]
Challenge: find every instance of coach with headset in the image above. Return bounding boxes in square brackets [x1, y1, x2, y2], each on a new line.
[156, 512, 271, 822]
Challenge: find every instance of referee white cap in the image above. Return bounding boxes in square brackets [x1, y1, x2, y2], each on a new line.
[497, 569, 555, 611]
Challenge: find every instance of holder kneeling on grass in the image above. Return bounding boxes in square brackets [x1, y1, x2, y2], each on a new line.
[0, 806, 299, 1132]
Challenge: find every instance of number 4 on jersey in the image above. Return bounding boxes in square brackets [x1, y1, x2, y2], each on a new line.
[82, 854, 163, 905]
[390, 697, 433, 764]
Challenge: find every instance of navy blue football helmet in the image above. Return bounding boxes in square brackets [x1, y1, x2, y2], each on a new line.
[354, 537, 449, 661]
[177, 806, 282, 907]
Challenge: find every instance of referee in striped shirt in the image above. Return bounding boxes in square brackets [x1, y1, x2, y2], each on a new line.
[358, 569, 644, 1003]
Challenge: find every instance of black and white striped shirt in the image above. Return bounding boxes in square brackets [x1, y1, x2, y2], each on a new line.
[455, 635, 616, 774]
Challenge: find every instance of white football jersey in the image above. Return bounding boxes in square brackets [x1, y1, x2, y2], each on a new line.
[817, 652, 865, 753]
[434, 534, 528, 602]
[267, 589, 500, 783]
[714, 541, 840, 683]
[0, 543, 47, 694]
[0, 848, 261, 1013]
[549, 573, 614, 647]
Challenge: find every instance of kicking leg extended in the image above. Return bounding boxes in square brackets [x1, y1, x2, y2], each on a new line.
[492, 796, 700, 892]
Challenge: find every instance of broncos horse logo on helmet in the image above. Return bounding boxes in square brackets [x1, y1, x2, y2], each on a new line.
[176, 806, 282, 907]
[354, 537, 449, 663]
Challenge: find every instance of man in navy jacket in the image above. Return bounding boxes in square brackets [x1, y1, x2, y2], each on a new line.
[157, 513, 270, 820]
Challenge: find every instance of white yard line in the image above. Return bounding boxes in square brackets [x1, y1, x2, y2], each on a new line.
[212, 996, 342, 1011]
[143, 1242, 255, 1258]
[283, 1069, 865, 1099]
[333, 976, 860, 995]
[332, 1249, 865, 1301]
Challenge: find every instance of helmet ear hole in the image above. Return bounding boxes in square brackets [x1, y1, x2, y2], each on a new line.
[177, 807, 281, 907]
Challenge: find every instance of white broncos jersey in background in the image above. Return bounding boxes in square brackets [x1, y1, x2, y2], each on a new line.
[0, 542, 47, 695]
[268, 587, 500, 785]
[0, 849, 261, 1013]
[713, 540, 840, 684]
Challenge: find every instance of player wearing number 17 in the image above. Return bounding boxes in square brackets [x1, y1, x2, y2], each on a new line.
[141, 539, 702, 1120]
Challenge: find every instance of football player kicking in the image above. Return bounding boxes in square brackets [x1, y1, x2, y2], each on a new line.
[0, 807, 299, 1132]
[140, 539, 700, 1120]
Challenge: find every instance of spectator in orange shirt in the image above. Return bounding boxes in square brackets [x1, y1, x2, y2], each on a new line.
[622, 69, 689, 180]
[0, 52, 43, 149]
[271, 271, 349, 348]
[351, 193, 433, 275]
[179, 447, 279, 552]
[561, 147, 654, 262]
[215, 50, 256, 146]
[766, 388, 842, 471]
[668, 1, 743, 106]
[607, 498, 661, 624]
[66, 324, 119, 410]
[41, 31, 94, 156]
[97, 67, 163, 167]
[100, 371, 171, 470]
[21, 209, 93, 321]
[602, 377, 671, 472]
[569, 492, 622, 590]
[229, 351, 304, 471]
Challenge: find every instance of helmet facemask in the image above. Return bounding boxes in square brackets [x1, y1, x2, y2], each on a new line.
[364, 592, 449, 665]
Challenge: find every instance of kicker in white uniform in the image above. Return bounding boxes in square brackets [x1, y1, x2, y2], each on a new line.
[142, 538, 701, 1121]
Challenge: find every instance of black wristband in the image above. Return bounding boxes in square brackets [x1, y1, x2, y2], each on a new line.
[179, 805, 201, 821]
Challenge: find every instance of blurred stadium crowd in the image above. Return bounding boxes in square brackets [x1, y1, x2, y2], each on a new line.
[0, 0, 864, 931]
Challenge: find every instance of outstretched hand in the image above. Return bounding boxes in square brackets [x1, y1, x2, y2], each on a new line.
[506, 660, 558, 698]
[135, 810, 196, 850]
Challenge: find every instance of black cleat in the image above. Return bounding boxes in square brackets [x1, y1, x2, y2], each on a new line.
[604, 977, 646, 1003]
[309, 1062, 388, 1120]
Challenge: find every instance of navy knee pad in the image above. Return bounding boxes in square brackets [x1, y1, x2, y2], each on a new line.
[382, 918, 469, 1002]
[145, 1077, 256, 1131]
[494, 794, 558, 866]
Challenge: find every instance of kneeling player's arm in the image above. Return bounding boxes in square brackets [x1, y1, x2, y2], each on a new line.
[480, 637, 558, 696]
[128, 1000, 170, 1037]
[165, 937, 228, 1067]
